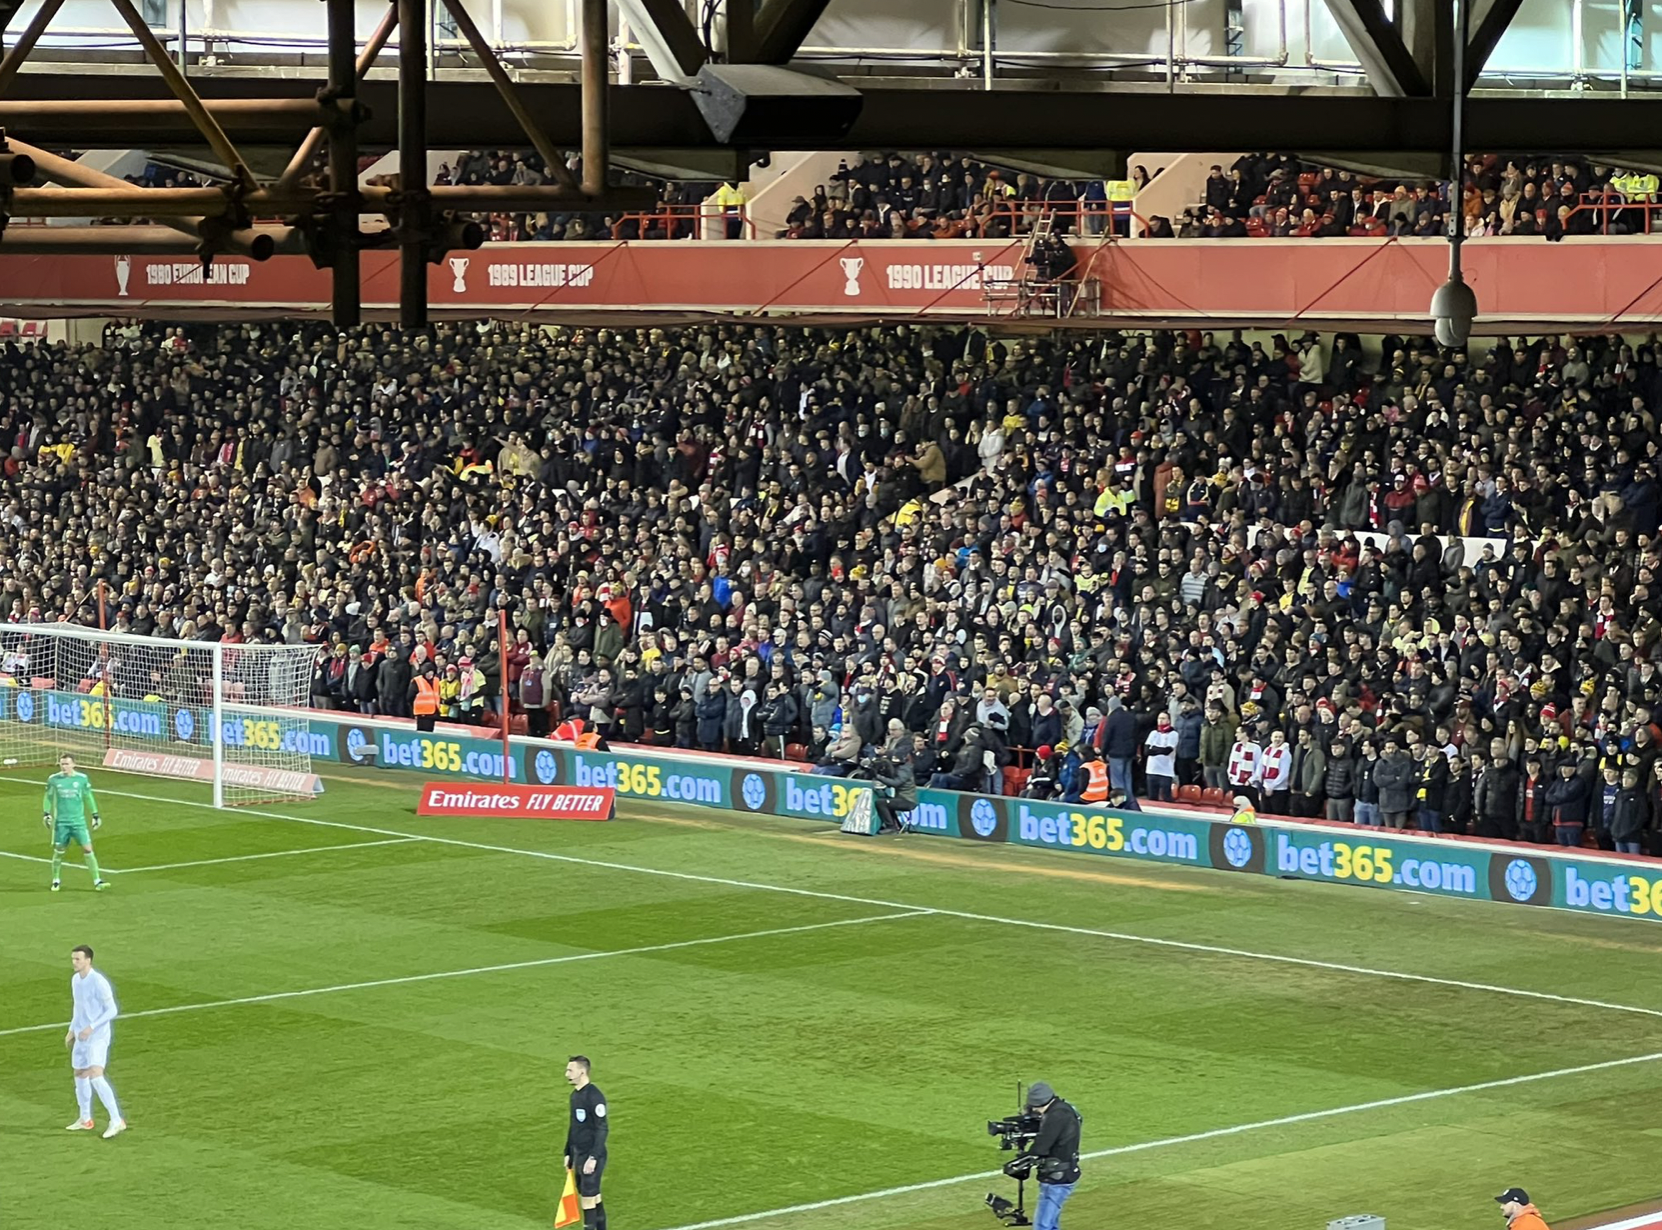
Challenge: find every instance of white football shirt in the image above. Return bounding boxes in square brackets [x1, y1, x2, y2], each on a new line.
[71, 969, 119, 1039]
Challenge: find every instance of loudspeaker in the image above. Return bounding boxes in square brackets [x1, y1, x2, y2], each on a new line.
[691, 64, 862, 146]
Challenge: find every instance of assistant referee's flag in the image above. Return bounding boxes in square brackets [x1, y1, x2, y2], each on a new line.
[554, 1168, 581, 1228]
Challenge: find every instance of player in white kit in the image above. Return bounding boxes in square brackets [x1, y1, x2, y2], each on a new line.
[66, 945, 125, 1138]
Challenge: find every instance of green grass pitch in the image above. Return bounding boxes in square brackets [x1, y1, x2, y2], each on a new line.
[4, 765, 1662, 1230]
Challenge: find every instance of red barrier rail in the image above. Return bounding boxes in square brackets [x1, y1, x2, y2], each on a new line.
[1566, 186, 1656, 235]
[612, 204, 754, 241]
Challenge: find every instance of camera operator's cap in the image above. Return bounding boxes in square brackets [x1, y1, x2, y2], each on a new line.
[1495, 1189, 1529, 1207]
[1025, 1082, 1056, 1108]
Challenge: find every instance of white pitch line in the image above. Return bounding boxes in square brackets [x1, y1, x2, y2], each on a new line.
[648, 1050, 1662, 1230]
[0, 909, 933, 1039]
[40, 780, 1662, 1025]
[0, 837, 416, 876]
[118, 838, 418, 873]
[13, 775, 1662, 1025]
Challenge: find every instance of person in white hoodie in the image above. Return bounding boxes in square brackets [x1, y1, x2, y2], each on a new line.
[1257, 729, 1294, 815]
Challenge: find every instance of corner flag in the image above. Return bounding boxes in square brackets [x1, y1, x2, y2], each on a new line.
[554, 1168, 581, 1228]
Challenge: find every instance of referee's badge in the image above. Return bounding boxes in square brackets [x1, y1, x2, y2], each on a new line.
[596, 1104, 606, 1117]
[575, 1109, 586, 1122]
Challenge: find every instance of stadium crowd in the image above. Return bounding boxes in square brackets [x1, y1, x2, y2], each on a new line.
[6, 318, 1662, 855]
[1181, 152, 1660, 240]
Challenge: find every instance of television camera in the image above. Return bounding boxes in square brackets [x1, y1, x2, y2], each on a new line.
[984, 1088, 1043, 1226]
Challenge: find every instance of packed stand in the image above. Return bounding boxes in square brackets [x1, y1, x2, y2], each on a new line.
[6, 320, 1662, 857]
[779, 152, 1124, 240]
[1179, 153, 1661, 240]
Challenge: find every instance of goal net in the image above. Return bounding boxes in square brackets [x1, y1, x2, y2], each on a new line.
[0, 624, 323, 807]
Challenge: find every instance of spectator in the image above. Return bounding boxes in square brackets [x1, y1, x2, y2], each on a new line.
[1373, 737, 1414, 827]
[1144, 712, 1178, 803]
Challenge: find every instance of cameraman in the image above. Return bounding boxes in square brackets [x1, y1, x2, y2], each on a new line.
[1017, 1082, 1081, 1230]
[869, 753, 917, 834]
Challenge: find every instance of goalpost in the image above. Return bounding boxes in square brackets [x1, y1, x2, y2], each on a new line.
[0, 623, 324, 808]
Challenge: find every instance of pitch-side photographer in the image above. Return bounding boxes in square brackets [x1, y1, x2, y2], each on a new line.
[869, 753, 917, 834]
[1017, 1082, 1081, 1230]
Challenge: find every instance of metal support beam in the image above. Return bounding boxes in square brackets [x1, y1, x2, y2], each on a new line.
[753, 0, 832, 64]
[580, 0, 607, 196]
[8, 137, 274, 258]
[615, 0, 706, 80]
[0, 0, 68, 98]
[397, 0, 428, 329]
[106, 0, 258, 187]
[325, 0, 361, 326]
[439, 0, 579, 190]
[725, 0, 754, 62]
[0, 224, 303, 255]
[1465, 0, 1525, 88]
[278, 4, 394, 190]
[1326, 0, 1432, 96]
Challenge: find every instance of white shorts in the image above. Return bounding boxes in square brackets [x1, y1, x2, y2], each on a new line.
[72, 1032, 110, 1070]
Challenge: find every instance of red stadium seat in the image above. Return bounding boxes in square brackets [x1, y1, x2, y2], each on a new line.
[785, 743, 809, 762]
[1200, 787, 1227, 805]
[1177, 784, 1202, 803]
[508, 714, 528, 736]
[1002, 766, 1031, 796]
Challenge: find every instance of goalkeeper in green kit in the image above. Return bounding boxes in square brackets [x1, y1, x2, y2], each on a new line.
[44, 754, 108, 892]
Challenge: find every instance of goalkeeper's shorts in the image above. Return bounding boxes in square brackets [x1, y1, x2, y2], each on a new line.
[53, 821, 92, 847]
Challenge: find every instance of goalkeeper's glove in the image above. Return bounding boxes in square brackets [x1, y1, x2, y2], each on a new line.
[91, 814, 101, 831]
[42, 813, 51, 829]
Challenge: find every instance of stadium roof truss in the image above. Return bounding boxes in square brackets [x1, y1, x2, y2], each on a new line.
[0, 0, 1659, 326]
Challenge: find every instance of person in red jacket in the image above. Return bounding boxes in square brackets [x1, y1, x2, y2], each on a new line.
[1495, 1188, 1550, 1230]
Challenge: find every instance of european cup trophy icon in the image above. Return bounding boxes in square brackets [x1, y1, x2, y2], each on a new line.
[114, 255, 131, 297]
[839, 256, 863, 297]
[449, 256, 469, 294]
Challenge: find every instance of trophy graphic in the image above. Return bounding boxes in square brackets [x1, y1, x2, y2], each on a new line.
[114, 255, 132, 297]
[839, 256, 863, 297]
[449, 256, 470, 294]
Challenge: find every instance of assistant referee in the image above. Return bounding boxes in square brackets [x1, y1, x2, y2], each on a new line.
[564, 1055, 610, 1230]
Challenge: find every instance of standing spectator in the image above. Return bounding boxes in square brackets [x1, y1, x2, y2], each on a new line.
[1144, 714, 1179, 803]
[1173, 696, 1202, 786]
[1545, 757, 1590, 847]
[1474, 750, 1521, 841]
[1258, 730, 1293, 815]
[1201, 702, 1237, 792]
[1323, 739, 1355, 822]
[1291, 729, 1326, 818]
[1372, 736, 1415, 827]
[1102, 697, 1139, 799]
[1610, 768, 1649, 855]
[1353, 740, 1382, 827]
[1226, 727, 1262, 808]
[1517, 755, 1552, 844]
[1413, 739, 1450, 833]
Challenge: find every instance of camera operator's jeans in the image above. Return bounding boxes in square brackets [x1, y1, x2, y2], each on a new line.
[1035, 1180, 1077, 1230]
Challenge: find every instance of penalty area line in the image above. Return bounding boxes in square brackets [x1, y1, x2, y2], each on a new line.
[0, 909, 934, 1039]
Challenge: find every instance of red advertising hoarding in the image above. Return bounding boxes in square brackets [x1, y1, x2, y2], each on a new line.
[4, 236, 1659, 330]
[416, 783, 616, 820]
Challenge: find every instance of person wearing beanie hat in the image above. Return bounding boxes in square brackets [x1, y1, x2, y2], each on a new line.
[1495, 1189, 1550, 1230]
[1014, 1081, 1081, 1230]
[1023, 745, 1059, 799]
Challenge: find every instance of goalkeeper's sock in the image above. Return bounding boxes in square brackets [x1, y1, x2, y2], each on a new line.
[91, 1076, 121, 1121]
[51, 849, 63, 881]
[83, 851, 101, 881]
[74, 1077, 92, 1122]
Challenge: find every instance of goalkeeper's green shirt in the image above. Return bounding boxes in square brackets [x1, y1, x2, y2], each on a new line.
[44, 772, 98, 823]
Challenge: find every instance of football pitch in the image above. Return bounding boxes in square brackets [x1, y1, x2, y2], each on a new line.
[4, 768, 1662, 1230]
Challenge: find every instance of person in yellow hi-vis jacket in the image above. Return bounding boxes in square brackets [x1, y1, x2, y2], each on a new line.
[1231, 794, 1258, 825]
